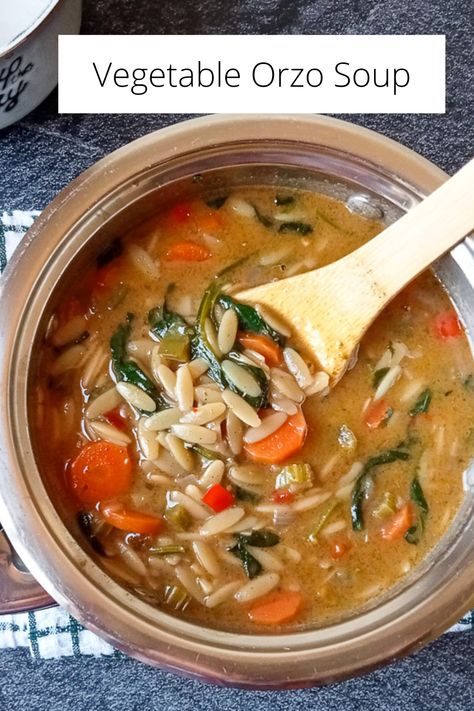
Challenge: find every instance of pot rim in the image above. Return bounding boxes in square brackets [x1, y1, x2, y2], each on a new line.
[0, 114, 472, 688]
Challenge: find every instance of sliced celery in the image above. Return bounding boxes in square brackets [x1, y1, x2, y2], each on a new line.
[276, 463, 312, 489]
[308, 499, 339, 543]
[372, 492, 397, 519]
[158, 332, 190, 362]
[164, 504, 192, 530]
[164, 585, 191, 611]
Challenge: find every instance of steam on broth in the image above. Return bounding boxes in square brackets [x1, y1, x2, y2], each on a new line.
[34, 187, 473, 631]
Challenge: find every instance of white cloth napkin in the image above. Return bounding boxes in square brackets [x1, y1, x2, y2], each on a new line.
[0, 210, 472, 658]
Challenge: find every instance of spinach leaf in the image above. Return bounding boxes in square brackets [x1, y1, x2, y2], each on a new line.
[96, 238, 122, 268]
[238, 530, 279, 547]
[206, 195, 228, 210]
[230, 539, 262, 579]
[110, 314, 166, 412]
[226, 351, 269, 409]
[409, 388, 432, 416]
[373, 367, 390, 389]
[251, 204, 273, 228]
[278, 222, 313, 235]
[148, 305, 193, 339]
[274, 194, 295, 207]
[191, 280, 228, 386]
[405, 476, 429, 545]
[218, 294, 286, 345]
[410, 476, 428, 514]
[351, 449, 410, 531]
[233, 485, 261, 503]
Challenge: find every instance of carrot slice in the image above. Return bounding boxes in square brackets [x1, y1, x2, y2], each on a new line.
[248, 592, 303, 625]
[237, 332, 284, 366]
[196, 212, 223, 234]
[244, 410, 307, 464]
[329, 537, 352, 559]
[99, 503, 163, 535]
[165, 201, 193, 225]
[434, 310, 462, 339]
[165, 241, 211, 262]
[93, 261, 124, 295]
[380, 503, 413, 540]
[69, 442, 132, 505]
[364, 399, 393, 429]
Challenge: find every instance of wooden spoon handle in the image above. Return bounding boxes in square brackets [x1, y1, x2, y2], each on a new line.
[350, 157, 474, 300]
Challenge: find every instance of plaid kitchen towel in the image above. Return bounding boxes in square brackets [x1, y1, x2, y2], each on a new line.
[0, 210, 472, 659]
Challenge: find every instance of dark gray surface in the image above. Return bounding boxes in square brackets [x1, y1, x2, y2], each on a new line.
[0, 633, 473, 711]
[0, 0, 473, 708]
[0, 0, 473, 210]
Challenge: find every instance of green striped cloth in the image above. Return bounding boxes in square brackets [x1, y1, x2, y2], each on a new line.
[0, 210, 472, 659]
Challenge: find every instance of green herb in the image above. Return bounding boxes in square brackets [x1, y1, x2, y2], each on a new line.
[233, 485, 261, 503]
[274, 194, 295, 207]
[251, 204, 273, 228]
[405, 476, 429, 544]
[190, 444, 223, 461]
[150, 545, 186, 556]
[218, 294, 286, 345]
[164, 585, 191, 611]
[230, 539, 262, 578]
[77, 512, 105, 556]
[351, 449, 410, 531]
[206, 195, 228, 210]
[308, 499, 339, 543]
[373, 367, 390, 389]
[409, 389, 432, 416]
[278, 222, 313, 235]
[110, 314, 166, 412]
[96, 238, 122, 268]
[238, 529, 279, 547]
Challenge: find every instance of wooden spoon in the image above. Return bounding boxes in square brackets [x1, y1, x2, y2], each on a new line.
[237, 158, 474, 385]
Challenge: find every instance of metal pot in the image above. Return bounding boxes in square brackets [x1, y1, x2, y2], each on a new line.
[0, 115, 472, 687]
[0, 0, 82, 129]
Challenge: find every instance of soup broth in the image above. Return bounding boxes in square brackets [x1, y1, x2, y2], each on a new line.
[33, 187, 473, 632]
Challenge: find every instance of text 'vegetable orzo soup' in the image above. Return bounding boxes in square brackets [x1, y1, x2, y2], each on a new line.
[34, 187, 474, 632]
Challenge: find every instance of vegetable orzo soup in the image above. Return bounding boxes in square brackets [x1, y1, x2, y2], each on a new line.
[34, 187, 474, 632]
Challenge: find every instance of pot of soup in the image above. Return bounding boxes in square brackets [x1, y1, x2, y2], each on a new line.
[0, 114, 472, 687]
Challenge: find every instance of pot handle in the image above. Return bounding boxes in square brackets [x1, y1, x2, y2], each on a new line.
[0, 527, 56, 614]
